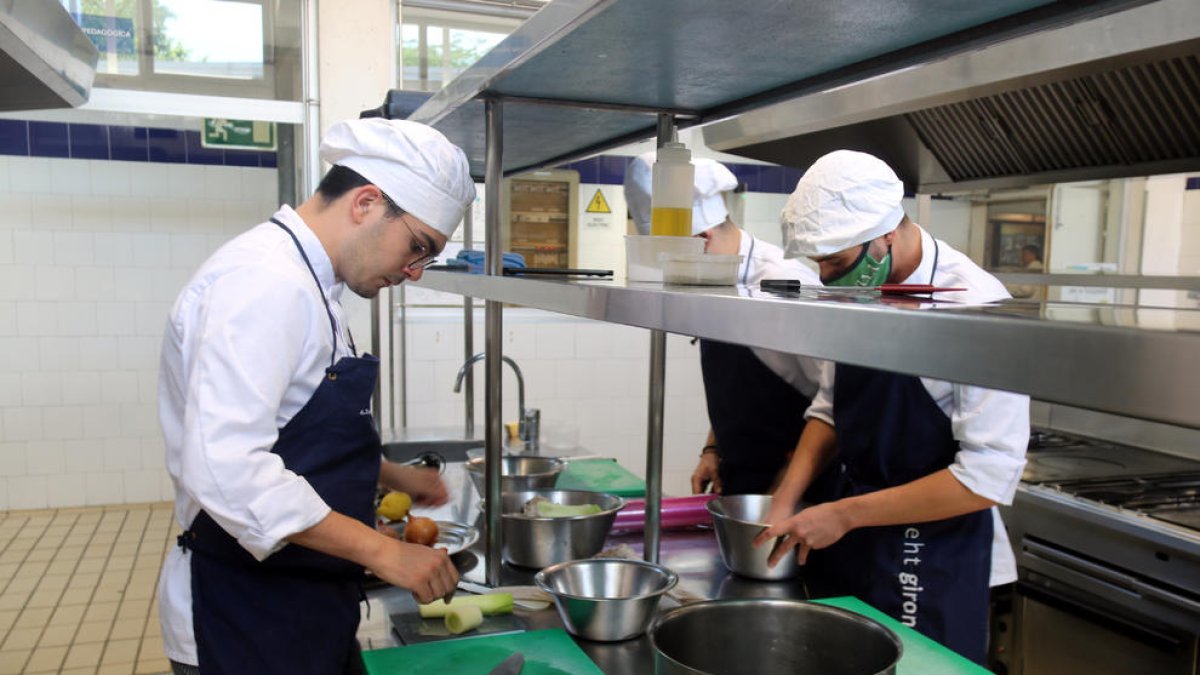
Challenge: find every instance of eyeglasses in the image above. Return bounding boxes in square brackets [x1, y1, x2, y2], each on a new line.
[401, 217, 438, 271]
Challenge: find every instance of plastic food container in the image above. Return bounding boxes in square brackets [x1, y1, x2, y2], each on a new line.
[658, 253, 743, 285]
[625, 235, 704, 282]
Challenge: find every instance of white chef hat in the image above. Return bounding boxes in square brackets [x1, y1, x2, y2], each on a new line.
[781, 150, 905, 258]
[320, 118, 475, 238]
[623, 152, 739, 235]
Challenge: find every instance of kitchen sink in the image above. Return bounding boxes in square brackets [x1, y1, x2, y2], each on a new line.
[381, 439, 483, 465]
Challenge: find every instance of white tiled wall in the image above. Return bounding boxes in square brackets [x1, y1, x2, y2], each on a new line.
[400, 308, 711, 497]
[0, 155, 278, 510]
[0, 153, 715, 510]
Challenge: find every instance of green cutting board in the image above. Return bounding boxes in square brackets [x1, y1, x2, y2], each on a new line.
[815, 597, 991, 675]
[556, 458, 646, 497]
[361, 628, 603, 675]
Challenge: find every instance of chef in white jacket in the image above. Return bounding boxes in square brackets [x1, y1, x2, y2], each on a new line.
[625, 154, 823, 495]
[157, 118, 473, 675]
[758, 150, 1028, 664]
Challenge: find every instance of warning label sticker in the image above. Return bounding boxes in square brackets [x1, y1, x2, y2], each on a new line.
[585, 189, 612, 214]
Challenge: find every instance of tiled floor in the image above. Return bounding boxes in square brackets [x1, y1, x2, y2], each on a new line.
[0, 503, 178, 675]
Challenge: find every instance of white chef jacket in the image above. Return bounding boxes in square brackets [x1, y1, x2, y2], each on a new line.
[735, 230, 824, 399]
[803, 226, 1029, 586]
[157, 205, 357, 665]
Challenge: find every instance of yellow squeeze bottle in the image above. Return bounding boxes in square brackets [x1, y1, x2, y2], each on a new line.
[650, 142, 694, 236]
[651, 207, 692, 237]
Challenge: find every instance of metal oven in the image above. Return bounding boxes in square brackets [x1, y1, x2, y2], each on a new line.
[999, 432, 1200, 675]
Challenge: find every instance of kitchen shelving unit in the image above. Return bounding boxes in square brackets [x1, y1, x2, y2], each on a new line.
[391, 0, 1200, 584]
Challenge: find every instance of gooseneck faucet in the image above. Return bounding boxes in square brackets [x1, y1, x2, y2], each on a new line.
[453, 352, 539, 452]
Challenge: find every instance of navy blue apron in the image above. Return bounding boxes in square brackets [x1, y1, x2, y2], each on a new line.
[697, 236, 814, 495]
[699, 340, 810, 495]
[178, 218, 380, 674]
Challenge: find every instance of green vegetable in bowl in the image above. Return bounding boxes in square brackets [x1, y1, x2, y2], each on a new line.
[534, 502, 603, 518]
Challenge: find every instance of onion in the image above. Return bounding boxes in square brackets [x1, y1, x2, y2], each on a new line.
[404, 516, 439, 546]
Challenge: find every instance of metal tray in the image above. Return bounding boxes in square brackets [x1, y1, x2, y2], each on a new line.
[385, 520, 479, 556]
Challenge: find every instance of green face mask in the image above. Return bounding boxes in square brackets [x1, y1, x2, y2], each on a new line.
[824, 243, 892, 287]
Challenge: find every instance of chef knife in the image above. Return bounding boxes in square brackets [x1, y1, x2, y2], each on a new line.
[487, 651, 525, 675]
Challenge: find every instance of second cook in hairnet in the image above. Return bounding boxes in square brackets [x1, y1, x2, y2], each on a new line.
[624, 153, 825, 495]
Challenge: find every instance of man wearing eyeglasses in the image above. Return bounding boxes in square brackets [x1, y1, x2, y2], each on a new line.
[156, 118, 475, 675]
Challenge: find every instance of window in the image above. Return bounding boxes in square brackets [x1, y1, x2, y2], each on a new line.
[399, 8, 516, 92]
[61, 0, 141, 76]
[153, 0, 265, 80]
[61, 0, 297, 100]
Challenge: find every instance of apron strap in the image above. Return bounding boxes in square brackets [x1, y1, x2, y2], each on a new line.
[270, 217, 342, 367]
[739, 236, 757, 285]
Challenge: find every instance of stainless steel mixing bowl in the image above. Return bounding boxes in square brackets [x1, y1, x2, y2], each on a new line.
[535, 558, 678, 641]
[706, 494, 802, 580]
[651, 599, 902, 675]
[465, 455, 565, 495]
[500, 489, 624, 568]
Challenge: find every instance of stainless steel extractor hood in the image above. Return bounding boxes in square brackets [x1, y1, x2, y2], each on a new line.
[703, 0, 1200, 193]
[0, 1, 98, 111]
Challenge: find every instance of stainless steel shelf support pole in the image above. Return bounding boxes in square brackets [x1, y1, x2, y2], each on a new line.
[645, 329, 666, 563]
[463, 207, 475, 438]
[643, 112, 674, 563]
[484, 98, 504, 586]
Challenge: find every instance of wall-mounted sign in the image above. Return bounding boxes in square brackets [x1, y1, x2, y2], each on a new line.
[585, 188, 612, 214]
[202, 118, 277, 151]
[73, 14, 136, 56]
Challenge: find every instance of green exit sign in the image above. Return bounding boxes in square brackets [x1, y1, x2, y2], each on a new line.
[202, 118, 276, 151]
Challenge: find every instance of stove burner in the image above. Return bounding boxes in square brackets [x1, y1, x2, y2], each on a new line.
[1046, 472, 1200, 532]
[1028, 431, 1083, 449]
[1150, 506, 1200, 531]
[1024, 454, 1127, 481]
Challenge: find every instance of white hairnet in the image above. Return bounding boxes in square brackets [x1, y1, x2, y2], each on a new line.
[320, 118, 475, 238]
[623, 152, 739, 235]
[781, 150, 905, 258]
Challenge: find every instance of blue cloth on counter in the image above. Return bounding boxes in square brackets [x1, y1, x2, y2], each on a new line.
[455, 249, 526, 273]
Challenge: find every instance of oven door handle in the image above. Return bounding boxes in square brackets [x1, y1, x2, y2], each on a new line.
[1023, 539, 1200, 615]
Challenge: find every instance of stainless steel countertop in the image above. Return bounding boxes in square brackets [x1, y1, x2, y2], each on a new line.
[356, 461, 807, 671]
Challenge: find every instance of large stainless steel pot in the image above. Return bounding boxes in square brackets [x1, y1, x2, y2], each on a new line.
[651, 599, 902, 675]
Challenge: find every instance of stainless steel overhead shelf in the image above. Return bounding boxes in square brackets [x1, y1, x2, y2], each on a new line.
[415, 271, 1200, 430]
[406, 0, 1145, 179]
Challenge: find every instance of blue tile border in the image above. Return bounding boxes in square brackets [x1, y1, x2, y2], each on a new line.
[69, 123, 110, 160]
[0, 118, 276, 169]
[109, 126, 148, 162]
[1187, 177, 1200, 190]
[0, 120, 29, 156]
[184, 130, 224, 166]
[148, 128, 187, 164]
[0, 117, 816, 192]
[29, 121, 70, 158]
[557, 155, 803, 194]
